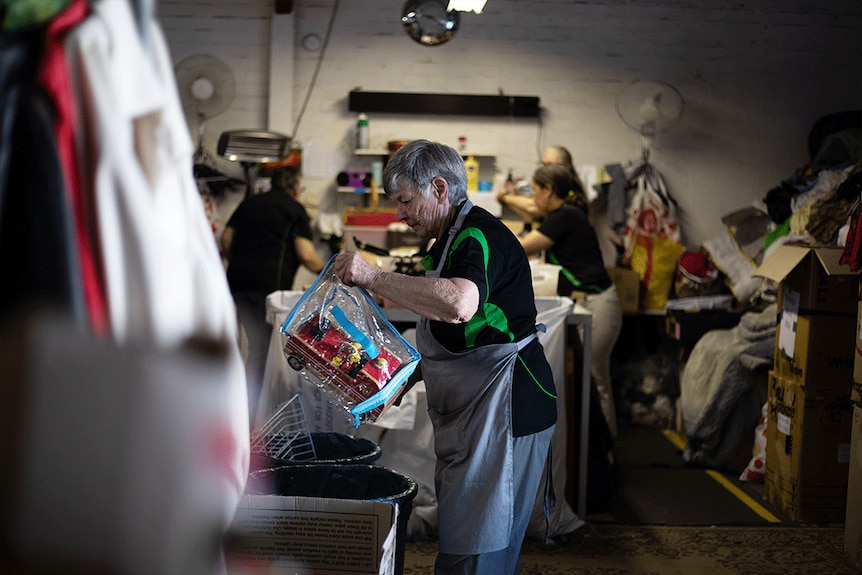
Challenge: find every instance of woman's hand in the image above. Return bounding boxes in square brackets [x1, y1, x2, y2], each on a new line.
[333, 252, 381, 288]
[495, 186, 510, 204]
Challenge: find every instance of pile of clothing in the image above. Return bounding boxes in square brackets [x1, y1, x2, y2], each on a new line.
[680, 304, 777, 469]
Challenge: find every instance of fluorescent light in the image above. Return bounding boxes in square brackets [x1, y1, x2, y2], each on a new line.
[447, 0, 487, 14]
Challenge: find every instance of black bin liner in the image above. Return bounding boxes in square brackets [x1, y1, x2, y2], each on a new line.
[251, 431, 382, 472]
[248, 464, 418, 575]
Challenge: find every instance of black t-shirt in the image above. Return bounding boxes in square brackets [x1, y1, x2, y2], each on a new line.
[225, 189, 314, 293]
[422, 202, 557, 436]
[538, 204, 612, 296]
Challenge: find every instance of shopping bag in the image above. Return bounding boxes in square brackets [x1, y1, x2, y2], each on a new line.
[626, 170, 680, 250]
[630, 235, 684, 310]
[623, 169, 681, 257]
[623, 167, 684, 310]
[280, 255, 420, 427]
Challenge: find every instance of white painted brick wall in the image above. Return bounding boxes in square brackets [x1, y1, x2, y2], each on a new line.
[157, 0, 862, 251]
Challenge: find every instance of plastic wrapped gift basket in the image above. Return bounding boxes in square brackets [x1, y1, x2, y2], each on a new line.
[280, 255, 420, 427]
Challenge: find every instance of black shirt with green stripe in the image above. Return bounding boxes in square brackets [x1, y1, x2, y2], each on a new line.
[538, 204, 612, 296]
[422, 202, 557, 437]
[225, 188, 313, 293]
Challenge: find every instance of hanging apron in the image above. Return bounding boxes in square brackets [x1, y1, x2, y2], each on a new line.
[417, 200, 538, 555]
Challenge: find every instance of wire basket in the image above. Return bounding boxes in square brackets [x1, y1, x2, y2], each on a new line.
[250, 394, 316, 461]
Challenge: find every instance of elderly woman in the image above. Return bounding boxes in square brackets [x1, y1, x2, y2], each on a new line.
[334, 140, 556, 575]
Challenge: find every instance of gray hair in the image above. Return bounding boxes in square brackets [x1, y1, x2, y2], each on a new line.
[382, 140, 467, 203]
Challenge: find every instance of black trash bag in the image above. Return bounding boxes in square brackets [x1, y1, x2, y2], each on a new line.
[250, 431, 382, 472]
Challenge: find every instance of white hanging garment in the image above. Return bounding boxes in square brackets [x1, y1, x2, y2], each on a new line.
[62, 1, 249, 573]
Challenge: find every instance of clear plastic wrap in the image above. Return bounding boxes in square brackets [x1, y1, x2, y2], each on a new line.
[280, 255, 420, 427]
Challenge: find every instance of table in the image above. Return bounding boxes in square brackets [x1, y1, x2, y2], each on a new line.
[568, 303, 592, 519]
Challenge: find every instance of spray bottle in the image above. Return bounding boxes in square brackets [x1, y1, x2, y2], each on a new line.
[356, 113, 369, 150]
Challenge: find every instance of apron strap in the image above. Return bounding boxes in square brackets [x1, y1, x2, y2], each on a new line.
[431, 199, 474, 275]
[515, 330, 538, 352]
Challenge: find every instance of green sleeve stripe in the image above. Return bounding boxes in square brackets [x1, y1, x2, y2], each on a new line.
[448, 227, 514, 348]
[449, 227, 490, 296]
[547, 250, 604, 294]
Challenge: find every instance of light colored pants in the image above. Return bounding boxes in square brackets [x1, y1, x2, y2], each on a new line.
[581, 285, 623, 437]
[434, 425, 555, 575]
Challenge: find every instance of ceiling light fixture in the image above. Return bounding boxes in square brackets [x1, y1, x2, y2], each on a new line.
[446, 0, 487, 14]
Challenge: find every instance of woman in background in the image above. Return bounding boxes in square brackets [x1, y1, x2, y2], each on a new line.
[500, 163, 622, 437]
[497, 145, 590, 226]
[221, 166, 324, 424]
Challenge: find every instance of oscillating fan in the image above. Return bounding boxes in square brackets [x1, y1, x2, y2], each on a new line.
[616, 80, 685, 161]
[175, 54, 237, 165]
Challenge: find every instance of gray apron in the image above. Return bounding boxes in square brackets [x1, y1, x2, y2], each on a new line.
[417, 200, 538, 555]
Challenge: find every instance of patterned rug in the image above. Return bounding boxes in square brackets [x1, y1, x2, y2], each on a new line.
[402, 523, 859, 575]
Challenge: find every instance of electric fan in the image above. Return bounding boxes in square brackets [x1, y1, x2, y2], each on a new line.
[175, 54, 237, 165]
[616, 80, 685, 161]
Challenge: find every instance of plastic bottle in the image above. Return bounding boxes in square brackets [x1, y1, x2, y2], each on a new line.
[457, 136, 467, 154]
[356, 113, 369, 150]
[464, 155, 479, 192]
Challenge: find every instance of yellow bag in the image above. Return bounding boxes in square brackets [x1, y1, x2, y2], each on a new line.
[630, 235, 684, 310]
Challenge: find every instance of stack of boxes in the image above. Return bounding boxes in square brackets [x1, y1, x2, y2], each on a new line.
[845, 294, 862, 568]
[754, 246, 857, 524]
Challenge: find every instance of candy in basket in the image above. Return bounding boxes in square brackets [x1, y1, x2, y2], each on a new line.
[280, 255, 420, 427]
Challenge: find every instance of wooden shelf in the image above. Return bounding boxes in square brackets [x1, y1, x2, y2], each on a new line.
[348, 90, 541, 117]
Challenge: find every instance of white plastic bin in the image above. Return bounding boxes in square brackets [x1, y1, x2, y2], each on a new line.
[530, 262, 562, 297]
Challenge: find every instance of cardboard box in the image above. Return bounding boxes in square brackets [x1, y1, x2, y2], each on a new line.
[845, 405, 862, 568]
[853, 300, 862, 404]
[764, 371, 854, 523]
[226, 495, 398, 575]
[755, 246, 857, 386]
[607, 266, 641, 313]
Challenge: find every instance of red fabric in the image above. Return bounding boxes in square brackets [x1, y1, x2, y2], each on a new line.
[840, 212, 862, 272]
[344, 212, 400, 226]
[38, 0, 109, 337]
[678, 251, 714, 278]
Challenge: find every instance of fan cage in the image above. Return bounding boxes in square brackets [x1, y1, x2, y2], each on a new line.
[616, 80, 684, 136]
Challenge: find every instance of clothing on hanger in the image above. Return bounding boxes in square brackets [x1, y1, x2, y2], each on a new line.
[1, 0, 73, 30]
[0, 21, 84, 324]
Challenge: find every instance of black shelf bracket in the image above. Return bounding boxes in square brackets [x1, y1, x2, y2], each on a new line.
[348, 90, 541, 118]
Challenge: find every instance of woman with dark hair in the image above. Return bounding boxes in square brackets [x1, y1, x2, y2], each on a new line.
[541, 146, 590, 210]
[501, 163, 622, 437]
[497, 145, 590, 225]
[221, 166, 324, 423]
